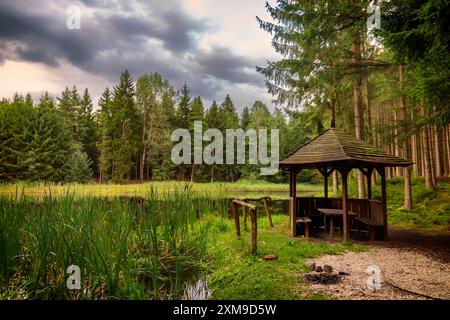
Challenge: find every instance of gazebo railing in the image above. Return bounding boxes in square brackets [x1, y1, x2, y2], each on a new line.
[295, 197, 384, 224]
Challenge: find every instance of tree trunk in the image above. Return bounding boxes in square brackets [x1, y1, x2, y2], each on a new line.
[422, 109, 434, 189]
[393, 107, 402, 177]
[429, 127, 437, 186]
[139, 148, 146, 183]
[399, 64, 412, 211]
[352, 36, 365, 199]
[434, 127, 443, 177]
[363, 72, 372, 143]
[329, 95, 336, 128]
[332, 170, 339, 194]
[190, 164, 196, 183]
[445, 125, 450, 176]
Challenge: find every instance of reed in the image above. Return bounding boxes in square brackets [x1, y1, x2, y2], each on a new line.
[0, 188, 228, 299]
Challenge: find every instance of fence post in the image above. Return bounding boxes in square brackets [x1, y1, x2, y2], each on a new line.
[251, 208, 257, 255]
[231, 202, 240, 237]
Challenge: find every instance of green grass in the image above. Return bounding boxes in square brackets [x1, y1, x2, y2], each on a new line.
[205, 214, 365, 300]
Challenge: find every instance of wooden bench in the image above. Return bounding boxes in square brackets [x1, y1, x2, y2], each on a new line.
[296, 216, 312, 238]
[355, 217, 383, 240]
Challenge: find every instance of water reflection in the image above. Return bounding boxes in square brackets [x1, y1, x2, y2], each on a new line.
[185, 277, 211, 300]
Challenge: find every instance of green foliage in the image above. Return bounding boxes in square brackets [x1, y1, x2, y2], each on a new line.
[63, 150, 93, 183]
[379, 0, 450, 124]
[0, 93, 72, 182]
[176, 82, 191, 129]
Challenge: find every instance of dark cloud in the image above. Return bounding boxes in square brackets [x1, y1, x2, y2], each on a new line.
[0, 0, 266, 103]
[190, 46, 262, 86]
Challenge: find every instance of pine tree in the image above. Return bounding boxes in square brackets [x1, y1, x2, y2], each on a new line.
[177, 82, 191, 129]
[110, 70, 140, 181]
[205, 101, 221, 182]
[64, 150, 93, 183]
[97, 87, 113, 182]
[17, 93, 71, 181]
[240, 106, 251, 130]
[78, 88, 98, 173]
[174, 82, 192, 180]
[219, 95, 239, 181]
[188, 96, 204, 181]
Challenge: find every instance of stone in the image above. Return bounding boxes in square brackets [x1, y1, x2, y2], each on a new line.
[323, 265, 333, 274]
[315, 266, 323, 273]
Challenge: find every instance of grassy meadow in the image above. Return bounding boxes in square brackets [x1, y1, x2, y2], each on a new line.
[0, 178, 448, 299]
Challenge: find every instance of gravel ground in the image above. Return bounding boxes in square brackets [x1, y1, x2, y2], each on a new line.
[303, 228, 450, 300]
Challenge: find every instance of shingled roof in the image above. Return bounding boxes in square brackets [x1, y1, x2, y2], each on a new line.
[279, 128, 413, 168]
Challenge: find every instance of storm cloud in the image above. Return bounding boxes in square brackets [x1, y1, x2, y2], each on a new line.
[0, 0, 269, 106]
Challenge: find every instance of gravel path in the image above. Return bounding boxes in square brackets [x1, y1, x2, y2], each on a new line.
[303, 228, 450, 300]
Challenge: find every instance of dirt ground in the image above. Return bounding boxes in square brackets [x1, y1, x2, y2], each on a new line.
[303, 227, 450, 300]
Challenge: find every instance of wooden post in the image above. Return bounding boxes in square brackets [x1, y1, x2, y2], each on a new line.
[289, 169, 298, 237]
[367, 167, 373, 200]
[341, 169, 350, 241]
[377, 167, 388, 240]
[242, 206, 248, 231]
[324, 174, 328, 198]
[231, 202, 240, 237]
[251, 208, 257, 255]
[263, 197, 273, 228]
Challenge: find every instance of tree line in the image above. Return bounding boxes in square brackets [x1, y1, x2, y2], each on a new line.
[1, 71, 316, 184]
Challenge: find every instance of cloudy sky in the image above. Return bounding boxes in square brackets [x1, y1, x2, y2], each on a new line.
[0, 0, 279, 112]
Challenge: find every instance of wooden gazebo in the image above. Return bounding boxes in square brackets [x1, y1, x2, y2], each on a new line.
[279, 128, 412, 241]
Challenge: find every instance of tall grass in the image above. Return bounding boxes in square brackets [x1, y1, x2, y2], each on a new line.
[0, 189, 229, 299]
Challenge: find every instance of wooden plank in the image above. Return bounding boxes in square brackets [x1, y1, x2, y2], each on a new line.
[232, 200, 256, 210]
[290, 169, 297, 237]
[355, 216, 382, 227]
[341, 169, 350, 241]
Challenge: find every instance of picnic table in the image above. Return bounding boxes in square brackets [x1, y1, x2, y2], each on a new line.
[317, 208, 358, 237]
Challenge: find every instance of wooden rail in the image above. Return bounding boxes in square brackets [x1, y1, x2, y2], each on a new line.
[238, 196, 274, 229]
[231, 199, 258, 255]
